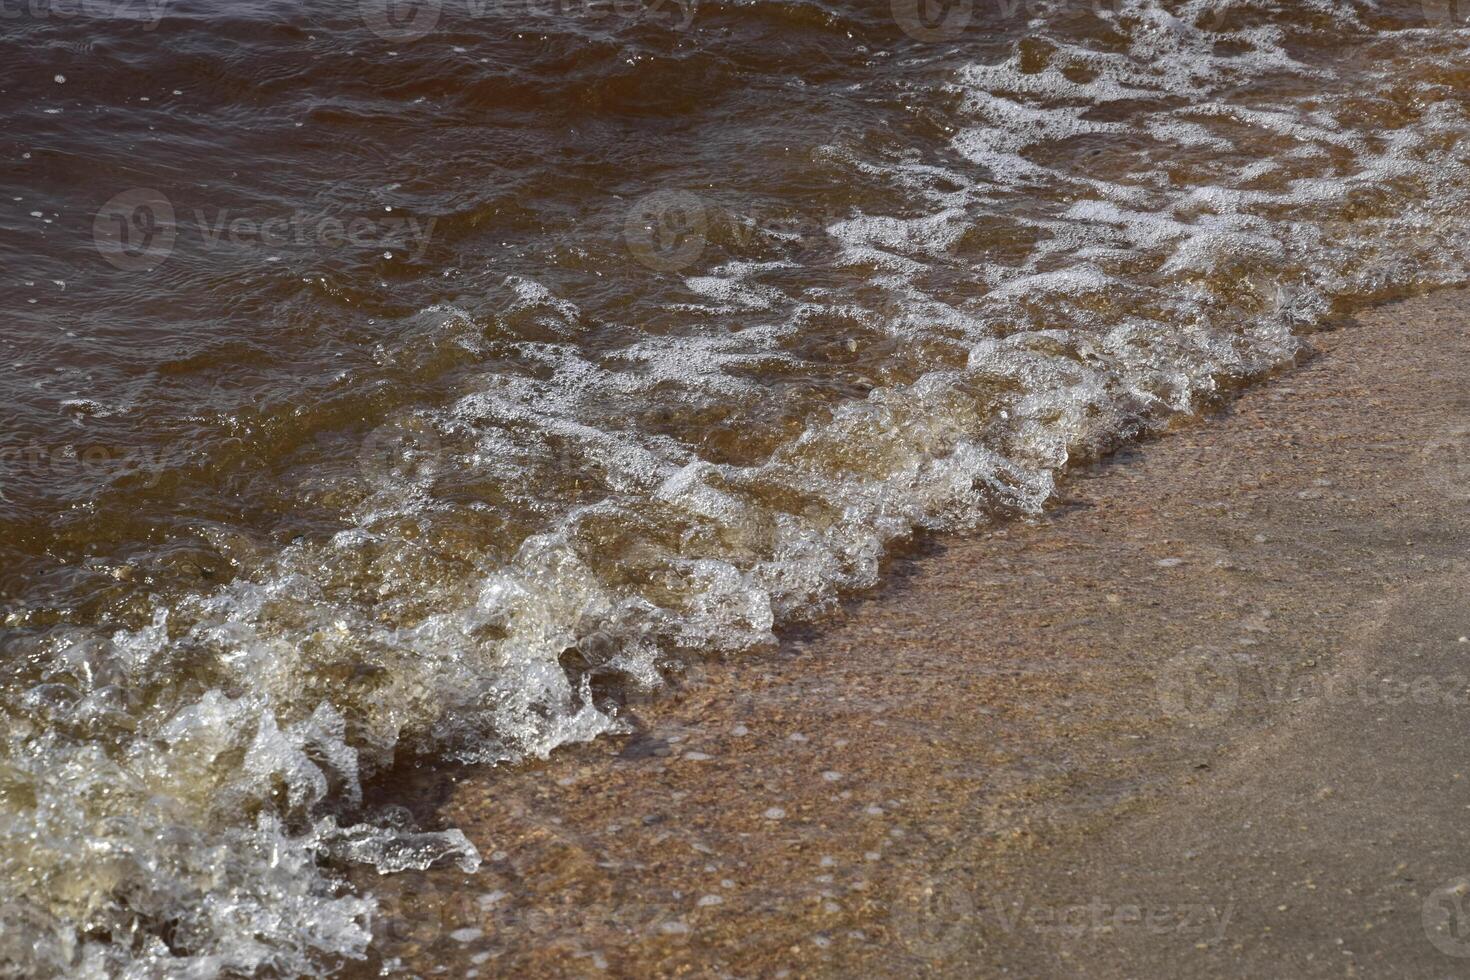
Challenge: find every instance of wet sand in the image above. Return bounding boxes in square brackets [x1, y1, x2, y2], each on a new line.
[356, 288, 1470, 978]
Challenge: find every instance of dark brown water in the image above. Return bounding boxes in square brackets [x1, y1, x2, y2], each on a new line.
[3, 1, 1470, 975]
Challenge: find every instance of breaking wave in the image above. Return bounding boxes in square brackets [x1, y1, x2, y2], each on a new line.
[4, 0, 1470, 974]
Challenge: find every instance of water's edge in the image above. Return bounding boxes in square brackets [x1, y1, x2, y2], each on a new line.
[355, 283, 1470, 976]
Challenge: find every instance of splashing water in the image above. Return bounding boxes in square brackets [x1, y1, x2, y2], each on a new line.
[3, 0, 1470, 974]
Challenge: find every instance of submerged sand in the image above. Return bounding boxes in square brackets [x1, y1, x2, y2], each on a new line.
[354, 289, 1470, 978]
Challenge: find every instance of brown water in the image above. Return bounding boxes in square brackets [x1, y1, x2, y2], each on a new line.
[2, 1, 1469, 975]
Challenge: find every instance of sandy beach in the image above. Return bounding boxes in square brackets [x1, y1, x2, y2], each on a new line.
[350, 289, 1470, 978]
[14, 4, 1470, 974]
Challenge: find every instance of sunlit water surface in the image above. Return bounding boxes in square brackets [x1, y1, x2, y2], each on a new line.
[2, 0, 1469, 974]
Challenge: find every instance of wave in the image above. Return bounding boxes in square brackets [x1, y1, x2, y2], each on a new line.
[5, 0, 1470, 975]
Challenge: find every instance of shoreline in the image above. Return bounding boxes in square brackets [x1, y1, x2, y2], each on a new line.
[356, 288, 1470, 978]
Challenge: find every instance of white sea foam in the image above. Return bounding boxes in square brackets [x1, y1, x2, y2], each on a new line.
[9, 1, 1470, 976]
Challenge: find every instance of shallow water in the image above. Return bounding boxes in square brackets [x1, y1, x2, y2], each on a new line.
[3, 0, 1470, 974]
